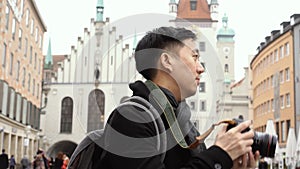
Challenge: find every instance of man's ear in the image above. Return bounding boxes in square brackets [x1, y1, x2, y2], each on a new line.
[159, 53, 173, 72]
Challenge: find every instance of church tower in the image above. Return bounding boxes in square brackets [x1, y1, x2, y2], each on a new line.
[217, 14, 235, 83]
[169, 0, 177, 17]
[96, 0, 104, 22]
[209, 0, 219, 21]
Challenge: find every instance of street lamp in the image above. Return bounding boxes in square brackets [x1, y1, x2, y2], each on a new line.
[24, 125, 31, 156]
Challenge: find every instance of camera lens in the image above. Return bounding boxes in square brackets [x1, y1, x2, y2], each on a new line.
[252, 132, 277, 158]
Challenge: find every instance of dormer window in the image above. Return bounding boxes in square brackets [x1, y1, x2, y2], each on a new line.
[190, 0, 197, 10]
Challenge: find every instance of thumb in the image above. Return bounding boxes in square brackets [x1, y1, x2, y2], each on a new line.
[219, 124, 228, 134]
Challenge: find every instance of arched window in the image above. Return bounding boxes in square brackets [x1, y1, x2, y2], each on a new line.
[224, 64, 229, 72]
[60, 97, 73, 133]
[87, 89, 105, 132]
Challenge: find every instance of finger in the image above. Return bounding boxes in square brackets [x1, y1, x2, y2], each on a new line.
[219, 123, 228, 134]
[230, 120, 251, 133]
[242, 154, 247, 168]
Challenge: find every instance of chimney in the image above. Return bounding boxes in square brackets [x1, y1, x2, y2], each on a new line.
[265, 36, 271, 44]
[290, 14, 300, 25]
[280, 21, 290, 33]
[270, 30, 280, 40]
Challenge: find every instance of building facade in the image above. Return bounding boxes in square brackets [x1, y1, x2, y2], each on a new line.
[0, 0, 46, 162]
[250, 14, 300, 150]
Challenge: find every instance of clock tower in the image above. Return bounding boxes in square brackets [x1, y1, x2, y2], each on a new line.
[217, 14, 235, 83]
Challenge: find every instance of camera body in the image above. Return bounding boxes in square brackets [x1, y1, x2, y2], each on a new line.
[226, 118, 277, 158]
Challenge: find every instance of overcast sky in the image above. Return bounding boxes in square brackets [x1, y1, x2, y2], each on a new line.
[35, 0, 299, 80]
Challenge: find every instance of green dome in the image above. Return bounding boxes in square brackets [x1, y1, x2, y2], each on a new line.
[217, 28, 235, 36]
[217, 13, 235, 42]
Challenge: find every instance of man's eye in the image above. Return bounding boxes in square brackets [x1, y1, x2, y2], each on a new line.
[192, 55, 199, 61]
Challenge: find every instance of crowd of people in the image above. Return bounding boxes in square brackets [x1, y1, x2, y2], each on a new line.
[0, 148, 69, 169]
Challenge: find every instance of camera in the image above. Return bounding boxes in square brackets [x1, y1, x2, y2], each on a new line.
[226, 118, 277, 158]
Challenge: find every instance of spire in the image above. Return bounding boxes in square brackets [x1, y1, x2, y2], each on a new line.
[96, 0, 104, 22]
[210, 0, 218, 4]
[217, 13, 235, 42]
[169, 0, 177, 15]
[44, 39, 53, 69]
[133, 30, 137, 51]
[222, 13, 228, 28]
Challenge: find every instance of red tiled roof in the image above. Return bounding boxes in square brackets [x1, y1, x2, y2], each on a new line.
[177, 0, 211, 20]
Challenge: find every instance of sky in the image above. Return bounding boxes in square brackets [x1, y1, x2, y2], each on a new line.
[35, 0, 299, 80]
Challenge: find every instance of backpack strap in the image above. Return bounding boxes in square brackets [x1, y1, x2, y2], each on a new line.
[105, 96, 167, 162]
[125, 96, 167, 162]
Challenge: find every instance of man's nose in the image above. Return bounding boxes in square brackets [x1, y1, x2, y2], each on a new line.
[196, 62, 205, 74]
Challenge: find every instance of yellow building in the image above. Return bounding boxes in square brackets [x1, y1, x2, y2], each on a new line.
[250, 14, 300, 147]
[0, 0, 46, 161]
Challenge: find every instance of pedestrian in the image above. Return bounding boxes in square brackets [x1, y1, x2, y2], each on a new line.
[52, 152, 63, 169]
[100, 26, 260, 169]
[0, 149, 9, 169]
[60, 154, 69, 169]
[9, 155, 16, 169]
[20, 156, 31, 169]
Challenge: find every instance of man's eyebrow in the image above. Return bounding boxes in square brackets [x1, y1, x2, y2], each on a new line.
[193, 49, 199, 54]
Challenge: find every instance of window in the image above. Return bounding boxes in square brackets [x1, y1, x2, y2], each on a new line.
[16, 61, 20, 81]
[280, 95, 284, 109]
[37, 83, 39, 99]
[199, 42, 205, 52]
[190, 0, 197, 10]
[18, 29, 22, 49]
[224, 64, 229, 72]
[2, 43, 7, 67]
[271, 75, 274, 87]
[35, 27, 39, 42]
[281, 121, 286, 142]
[32, 79, 35, 96]
[190, 101, 196, 110]
[24, 38, 28, 57]
[87, 90, 105, 132]
[38, 59, 41, 74]
[280, 71, 284, 83]
[29, 46, 33, 63]
[39, 35, 42, 48]
[30, 19, 34, 35]
[22, 68, 26, 87]
[9, 53, 13, 75]
[110, 55, 113, 65]
[285, 42, 290, 56]
[287, 120, 291, 135]
[271, 99, 274, 111]
[5, 5, 10, 30]
[200, 100, 206, 111]
[34, 53, 37, 69]
[275, 49, 278, 62]
[28, 73, 31, 91]
[279, 46, 284, 59]
[270, 53, 273, 64]
[12, 18, 16, 40]
[60, 97, 73, 133]
[25, 9, 29, 26]
[286, 93, 290, 107]
[285, 68, 290, 81]
[199, 82, 205, 92]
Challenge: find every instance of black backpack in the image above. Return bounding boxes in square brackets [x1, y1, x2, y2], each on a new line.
[68, 96, 167, 169]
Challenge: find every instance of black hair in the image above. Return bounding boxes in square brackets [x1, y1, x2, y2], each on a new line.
[134, 26, 196, 80]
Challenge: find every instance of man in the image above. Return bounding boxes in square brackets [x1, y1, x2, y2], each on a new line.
[20, 156, 31, 169]
[102, 26, 259, 169]
[0, 149, 8, 169]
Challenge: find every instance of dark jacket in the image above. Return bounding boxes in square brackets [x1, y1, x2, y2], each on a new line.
[0, 153, 9, 169]
[101, 81, 233, 169]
